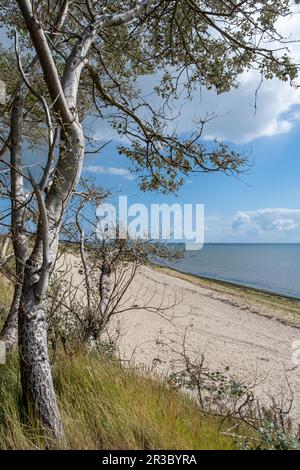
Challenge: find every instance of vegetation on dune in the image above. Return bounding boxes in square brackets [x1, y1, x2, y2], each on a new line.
[0, 265, 299, 451]
[0, 0, 299, 445]
[0, 353, 234, 450]
[0, 250, 298, 450]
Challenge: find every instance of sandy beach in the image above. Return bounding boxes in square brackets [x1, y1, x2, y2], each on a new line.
[60, 252, 300, 423]
[110, 264, 300, 423]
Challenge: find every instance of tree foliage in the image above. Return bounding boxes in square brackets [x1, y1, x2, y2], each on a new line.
[1, 1, 297, 192]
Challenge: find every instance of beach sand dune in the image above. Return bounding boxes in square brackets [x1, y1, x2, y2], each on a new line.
[63, 253, 300, 423]
[115, 265, 300, 422]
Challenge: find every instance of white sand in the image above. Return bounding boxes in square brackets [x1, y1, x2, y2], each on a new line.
[115, 265, 300, 423]
[63, 254, 300, 422]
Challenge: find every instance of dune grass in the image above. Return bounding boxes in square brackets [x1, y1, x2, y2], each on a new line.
[0, 258, 234, 450]
[0, 353, 235, 450]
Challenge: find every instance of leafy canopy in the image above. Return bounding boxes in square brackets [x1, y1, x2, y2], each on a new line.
[0, 1, 298, 192]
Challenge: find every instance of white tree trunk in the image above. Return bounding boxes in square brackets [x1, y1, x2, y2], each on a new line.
[19, 270, 63, 437]
[16, 0, 152, 439]
[0, 284, 22, 351]
[0, 93, 29, 350]
[100, 259, 111, 318]
[14, 0, 83, 439]
[19, 122, 84, 440]
[0, 236, 10, 261]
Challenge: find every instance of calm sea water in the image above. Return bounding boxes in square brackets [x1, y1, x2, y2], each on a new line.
[167, 244, 300, 299]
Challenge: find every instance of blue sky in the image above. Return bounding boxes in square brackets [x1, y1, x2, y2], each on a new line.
[1, 11, 300, 243]
[83, 123, 300, 243]
[82, 10, 300, 243]
[83, 70, 300, 243]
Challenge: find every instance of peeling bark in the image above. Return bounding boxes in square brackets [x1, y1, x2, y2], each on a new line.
[11, 0, 77, 440]
[0, 284, 20, 350]
[16, 0, 153, 440]
[0, 92, 29, 350]
[19, 121, 84, 440]
[100, 259, 111, 318]
[0, 236, 10, 261]
[19, 270, 63, 439]
[0, 0, 70, 349]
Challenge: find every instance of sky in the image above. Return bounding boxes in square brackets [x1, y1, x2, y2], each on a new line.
[82, 9, 300, 244]
[1, 7, 300, 244]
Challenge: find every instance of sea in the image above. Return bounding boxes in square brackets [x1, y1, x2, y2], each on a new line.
[165, 243, 300, 299]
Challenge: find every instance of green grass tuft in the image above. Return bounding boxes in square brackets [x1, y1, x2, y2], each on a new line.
[0, 353, 235, 450]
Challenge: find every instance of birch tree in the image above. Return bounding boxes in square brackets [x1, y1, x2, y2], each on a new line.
[0, 1, 70, 350]
[0, 0, 297, 440]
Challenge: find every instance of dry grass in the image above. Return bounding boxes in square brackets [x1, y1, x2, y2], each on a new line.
[0, 353, 235, 450]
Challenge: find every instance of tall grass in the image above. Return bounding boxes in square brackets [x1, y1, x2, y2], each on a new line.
[0, 353, 235, 450]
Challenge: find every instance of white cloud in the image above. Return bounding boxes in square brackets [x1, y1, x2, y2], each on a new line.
[203, 208, 300, 242]
[232, 208, 300, 235]
[272, 219, 297, 231]
[132, 9, 300, 145]
[201, 73, 300, 144]
[84, 165, 134, 181]
[162, 70, 300, 144]
[134, 72, 300, 145]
